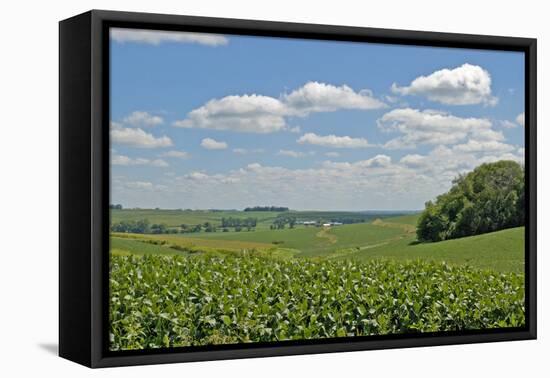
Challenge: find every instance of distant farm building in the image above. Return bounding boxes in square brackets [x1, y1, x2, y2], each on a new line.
[323, 222, 343, 227]
[300, 220, 343, 227]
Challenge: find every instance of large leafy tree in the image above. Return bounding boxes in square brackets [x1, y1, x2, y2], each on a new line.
[417, 160, 524, 242]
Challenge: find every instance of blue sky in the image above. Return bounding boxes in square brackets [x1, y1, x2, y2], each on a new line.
[110, 28, 525, 211]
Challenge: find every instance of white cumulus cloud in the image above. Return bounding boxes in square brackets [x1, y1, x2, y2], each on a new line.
[378, 108, 494, 149]
[201, 138, 228, 150]
[399, 154, 426, 167]
[160, 150, 190, 159]
[499, 120, 518, 129]
[297, 133, 370, 149]
[123, 111, 163, 127]
[452, 140, 514, 153]
[283, 81, 386, 115]
[125, 181, 154, 190]
[114, 140, 525, 211]
[110, 122, 173, 148]
[175, 95, 287, 134]
[391, 63, 498, 106]
[174, 82, 385, 134]
[110, 28, 228, 46]
[112, 154, 169, 167]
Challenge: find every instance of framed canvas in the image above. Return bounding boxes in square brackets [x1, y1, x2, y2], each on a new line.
[59, 10, 537, 368]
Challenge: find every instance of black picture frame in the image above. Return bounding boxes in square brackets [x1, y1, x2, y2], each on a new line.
[59, 9, 537, 368]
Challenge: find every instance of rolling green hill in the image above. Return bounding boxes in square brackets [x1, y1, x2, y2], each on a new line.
[381, 213, 422, 226]
[348, 226, 525, 273]
[194, 222, 406, 256]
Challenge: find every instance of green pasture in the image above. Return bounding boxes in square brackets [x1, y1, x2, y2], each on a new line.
[344, 226, 525, 273]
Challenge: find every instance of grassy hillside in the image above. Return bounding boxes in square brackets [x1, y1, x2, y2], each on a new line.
[112, 232, 274, 251]
[194, 222, 406, 256]
[348, 227, 525, 273]
[381, 213, 422, 226]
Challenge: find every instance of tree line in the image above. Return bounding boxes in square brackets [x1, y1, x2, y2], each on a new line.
[417, 160, 525, 242]
[270, 215, 297, 229]
[244, 206, 289, 212]
[110, 219, 179, 234]
[221, 217, 257, 231]
[180, 222, 218, 233]
[111, 217, 259, 234]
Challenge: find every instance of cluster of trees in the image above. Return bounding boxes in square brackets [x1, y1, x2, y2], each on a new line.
[271, 215, 297, 229]
[179, 224, 203, 233]
[180, 222, 217, 233]
[110, 219, 178, 234]
[111, 218, 263, 235]
[417, 161, 525, 242]
[109, 204, 123, 210]
[111, 219, 221, 234]
[244, 206, 289, 212]
[111, 219, 150, 233]
[221, 217, 257, 231]
[150, 224, 179, 234]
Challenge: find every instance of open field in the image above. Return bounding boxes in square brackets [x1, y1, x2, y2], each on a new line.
[113, 232, 274, 251]
[378, 214, 421, 226]
[111, 237, 186, 257]
[194, 224, 407, 256]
